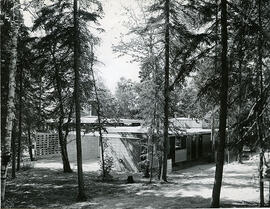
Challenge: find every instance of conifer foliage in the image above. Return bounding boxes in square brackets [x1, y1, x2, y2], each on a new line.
[1, 0, 270, 207]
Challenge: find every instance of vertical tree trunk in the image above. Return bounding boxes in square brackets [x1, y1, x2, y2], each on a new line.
[11, 120, 17, 178]
[162, 0, 170, 182]
[211, 0, 218, 163]
[27, 125, 34, 161]
[211, 110, 216, 162]
[1, 18, 19, 202]
[149, 134, 154, 183]
[63, 98, 74, 142]
[237, 23, 244, 164]
[90, 45, 105, 180]
[149, 39, 157, 183]
[73, 0, 86, 201]
[211, 0, 229, 207]
[258, 123, 264, 207]
[96, 108, 105, 180]
[17, 67, 23, 171]
[257, 0, 264, 206]
[57, 118, 73, 173]
[38, 76, 42, 131]
[158, 153, 162, 180]
[52, 50, 72, 173]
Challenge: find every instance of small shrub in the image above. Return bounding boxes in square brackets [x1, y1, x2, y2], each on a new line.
[99, 155, 114, 181]
[139, 159, 150, 178]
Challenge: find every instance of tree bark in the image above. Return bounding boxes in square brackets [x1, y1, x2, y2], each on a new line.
[38, 76, 42, 131]
[237, 22, 244, 164]
[211, 0, 218, 163]
[27, 125, 34, 161]
[57, 115, 73, 173]
[1, 17, 19, 202]
[11, 120, 17, 178]
[211, 0, 229, 207]
[52, 49, 72, 173]
[162, 0, 170, 182]
[90, 45, 105, 180]
[149, 134, 154, 183]
[149, 37, 157, 183]
[257, 0, 264, 206]
[211, 110, 216, 162]
[73, 0, 86, 201]
[17, 66, 23, 171]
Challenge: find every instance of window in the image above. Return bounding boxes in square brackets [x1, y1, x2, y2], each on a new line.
[175, 136, 187, 150]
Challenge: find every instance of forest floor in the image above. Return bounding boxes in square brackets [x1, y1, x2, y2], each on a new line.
[4, 154, 270, 208]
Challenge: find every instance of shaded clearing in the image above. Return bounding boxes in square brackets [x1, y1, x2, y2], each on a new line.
[4, 156, 269, 208]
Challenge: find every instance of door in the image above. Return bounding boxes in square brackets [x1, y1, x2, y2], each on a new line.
[191, 136, 197, 160]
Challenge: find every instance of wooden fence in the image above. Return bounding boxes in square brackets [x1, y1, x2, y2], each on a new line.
[35, 132, 60, 157]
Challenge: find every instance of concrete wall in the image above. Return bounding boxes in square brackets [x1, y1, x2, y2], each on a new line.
[67, 133, 99, 162]
[106, 138, 139, 172]
[66, 133, 141, 172]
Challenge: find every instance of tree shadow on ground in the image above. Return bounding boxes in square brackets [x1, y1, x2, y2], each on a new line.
[4, 162, 263, 208]
[4, 168, 127, 208]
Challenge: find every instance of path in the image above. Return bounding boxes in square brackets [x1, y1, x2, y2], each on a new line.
[32, 157, 100, 172]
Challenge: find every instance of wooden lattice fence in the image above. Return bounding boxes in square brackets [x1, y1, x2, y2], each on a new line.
[35, 132, 60, 157]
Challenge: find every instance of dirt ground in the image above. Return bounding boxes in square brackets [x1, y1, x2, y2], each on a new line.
[3, 155, 270, 208]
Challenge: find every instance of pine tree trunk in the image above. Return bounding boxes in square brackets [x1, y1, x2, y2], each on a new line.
[90, 46, 105, 180]
[58, 120, 73, 173]
[211, 0, 218, 163]
[158, 154, 162, 180]
[149, 135, 154, 183]
[162, 0, 170, 182]
[97, 108, 105, 180]
[52, 50, 72, 173]
[210, 0, 229, 207]
[97, 120, 105, 180]
[259, 150, 264, 206]
[27, 125, 34, 161]
[237, 29, 243, 164]
[38, 76, 42, 131]
[211, 111, 216, 162]
[149, 40, 157, 183]
[73, 0, 86, 201]
[1, 20, 19, 202]
[17, 67, 23, 171]
[257, 0, 264, 206]
[11, 120, 17, 178]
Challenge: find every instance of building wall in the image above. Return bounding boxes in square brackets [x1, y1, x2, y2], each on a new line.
[66, 133, 142, 172]
[106, 138, 140, 172]
[173, 133, 212, 169]
[175, 149, 187, 162]
[202, 134, 211, 158]
[67, 133, 100, 162]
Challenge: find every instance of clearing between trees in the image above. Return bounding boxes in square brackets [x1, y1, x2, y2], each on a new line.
[5, 153, 269, 208]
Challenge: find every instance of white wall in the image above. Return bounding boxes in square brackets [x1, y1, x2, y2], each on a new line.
[106, 138, 139, 173]
[67, 134, 99, 162]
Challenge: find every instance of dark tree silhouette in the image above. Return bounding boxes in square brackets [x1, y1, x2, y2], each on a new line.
[73, 0, 87, 201]
[211, 0, 229, 207]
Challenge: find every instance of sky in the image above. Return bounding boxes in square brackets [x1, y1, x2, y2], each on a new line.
[96, 0, 140, 92]
[23, 0, 140, 93]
